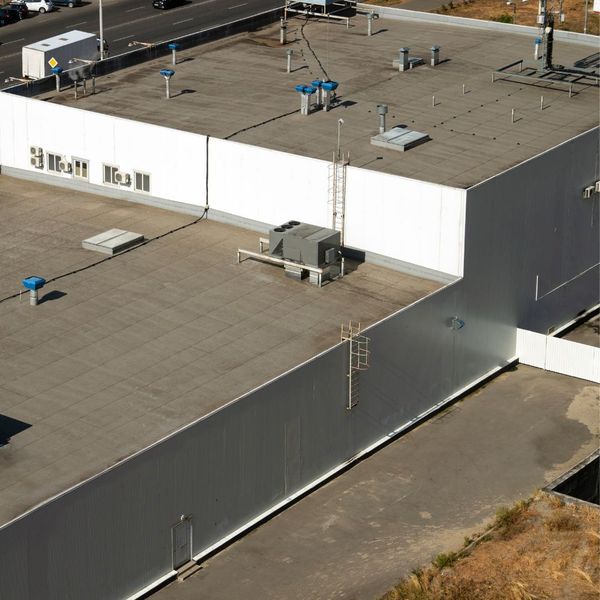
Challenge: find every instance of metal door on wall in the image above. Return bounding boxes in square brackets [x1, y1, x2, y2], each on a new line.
[171, 517, 192, 569]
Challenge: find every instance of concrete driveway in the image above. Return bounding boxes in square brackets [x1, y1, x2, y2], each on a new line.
[150, 364, 598, 600]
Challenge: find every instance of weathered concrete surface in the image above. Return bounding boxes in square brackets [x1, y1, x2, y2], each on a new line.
[151, 365, 599, 600]
[0, 175, 440, 526]
[43, 16, 599, 188]
[563, 314, 600, 348]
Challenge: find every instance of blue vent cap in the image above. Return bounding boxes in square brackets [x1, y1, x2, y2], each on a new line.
[322, 81, 338, 91]
[311, 79, 323, 88]
[22, 276, 46, 291]
[295, 84, 317, 94]
[51, 67, 63, 75]
[168, 42, 181, 50]
[535, 37, 542, 43]
[160, 68, 175, 77]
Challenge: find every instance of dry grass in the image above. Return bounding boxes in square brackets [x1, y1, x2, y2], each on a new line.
[380, 494, 600, 600]
[432, 0, 599, 35]
[363, 0, 599, 35]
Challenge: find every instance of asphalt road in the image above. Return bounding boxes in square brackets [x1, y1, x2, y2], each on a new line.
[0, 0, 281, 85]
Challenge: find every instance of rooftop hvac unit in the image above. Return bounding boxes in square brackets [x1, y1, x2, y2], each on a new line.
[268, 221, 340, 268]
[58, 159, 72, 173]
[115, 171, 131, 185]
[31, 155, 43, 168]
[30, 146, 43, 157]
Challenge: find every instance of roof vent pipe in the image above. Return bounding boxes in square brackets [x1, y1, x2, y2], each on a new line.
[322, 81, 338, 112]
[377, 103, 388, 133]
[398, 48, 409, 72]
[430, 45, 440, 67]
[22, 276, 46, 307]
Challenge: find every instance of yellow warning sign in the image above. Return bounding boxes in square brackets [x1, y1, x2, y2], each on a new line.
[48, 57, 58, 69]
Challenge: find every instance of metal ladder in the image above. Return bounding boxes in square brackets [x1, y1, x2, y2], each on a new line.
[329, 152, 349, 245]
[340, 321, 370, 410]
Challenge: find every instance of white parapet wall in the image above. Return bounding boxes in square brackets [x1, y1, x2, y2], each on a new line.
[208, 137, 331, 228]
[0, 92, 207, 208]
[517, 328, 600, 383]
[0, 91, 466, 278]
[345, 167, 465, 277]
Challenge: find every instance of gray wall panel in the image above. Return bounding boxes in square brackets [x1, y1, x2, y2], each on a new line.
[0, 132, 597, 600]
[465, 128, 600, 334]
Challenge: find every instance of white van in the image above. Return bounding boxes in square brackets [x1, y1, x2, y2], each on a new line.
[21, 0, 54, 12]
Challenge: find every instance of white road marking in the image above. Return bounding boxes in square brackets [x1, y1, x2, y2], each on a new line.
[113, 34, 135, 42]
[125, 6, 144, 11]
[227, 2, 247, 8]
[3, 38, 25, 45]
[66, 20, 87, 27]
[173, 17, 193, 24]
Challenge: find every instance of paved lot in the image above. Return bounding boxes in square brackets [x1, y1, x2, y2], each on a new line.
[563, 314, 599, 347]
[0, 175, 440, 526]
[45, 15, 599, 188]
[151, 364, 599, 600]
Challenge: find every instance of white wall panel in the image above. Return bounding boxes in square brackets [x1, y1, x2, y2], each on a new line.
[345, 168, 466, 276]
[516, 328, 547, 369]
[208, 138, 331, 228]
[0, 93, 466, 275]
[0, 93, 207, 207]
[517, 327, 599, 382]
[546, 336, 600, 383]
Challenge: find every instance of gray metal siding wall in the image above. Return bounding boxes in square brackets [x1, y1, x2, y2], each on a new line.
[0, 287, 468, 600]
[465, 128, 599, 334]
[0, 131, 597, 599]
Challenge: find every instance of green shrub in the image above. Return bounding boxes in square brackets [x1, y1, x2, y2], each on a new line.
[491, 13, 513, 23]
[432, 551, 457, 569]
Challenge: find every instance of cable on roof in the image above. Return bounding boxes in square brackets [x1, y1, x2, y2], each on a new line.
[224, 108, 300, 140]
[0, 207, 208, 306]
[300, 15, 331, 82]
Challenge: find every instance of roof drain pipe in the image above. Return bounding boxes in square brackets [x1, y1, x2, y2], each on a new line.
[205, 135, 210, 214]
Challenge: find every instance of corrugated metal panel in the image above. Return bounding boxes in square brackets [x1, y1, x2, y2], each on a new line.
[546, 336, 600, 383]
[0, 112, 597, 600]
[518, 327, 599, 383]
[517, 328, 547, 369]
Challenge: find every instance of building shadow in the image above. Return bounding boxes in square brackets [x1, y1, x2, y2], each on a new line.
[38, 290, 67, 304]
[0, 415, 31, 447]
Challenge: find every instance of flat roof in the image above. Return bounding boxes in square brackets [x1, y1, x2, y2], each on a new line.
[25, 30, 96, 52]
[562, 314, 599, 347]
[0, 175, 441, 526]
[43, 15, 600, 188]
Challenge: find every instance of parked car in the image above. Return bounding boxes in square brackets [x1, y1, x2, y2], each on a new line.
[152, 0, 185, 9]
[51, 0, 81, 7]
[7, 2, 29, 19]
[0, 6, 19, 24]
[18, 0, 54, 13]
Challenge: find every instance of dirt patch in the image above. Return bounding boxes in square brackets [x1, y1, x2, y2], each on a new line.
[363, 0, 599, 34]
[434, 0, 599, 35]
[380, 494, 600, 600]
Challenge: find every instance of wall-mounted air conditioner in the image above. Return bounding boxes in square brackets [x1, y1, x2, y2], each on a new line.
[115, 171, 131, 185]
[583, 185, 594, 199]
[595, 181, 600, 193]
[31, 155, 43, 168]
[58, 159, 72, 173]
[30, 146, 43, 157]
